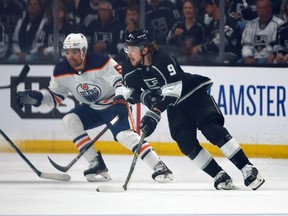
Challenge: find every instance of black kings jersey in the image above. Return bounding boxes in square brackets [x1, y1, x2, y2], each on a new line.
[122, 49, 212, 112]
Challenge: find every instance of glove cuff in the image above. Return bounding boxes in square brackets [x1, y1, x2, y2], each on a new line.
[145, 110, 161, 123]
[113, 95, 127, 105]
[140, 90, 152, 103]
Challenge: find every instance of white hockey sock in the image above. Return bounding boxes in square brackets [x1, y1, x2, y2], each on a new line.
[74, 133, 98, 162]
[62, 113, 98, 162]
[116, 130, 160, 169]
[83, 148, 98, 163]
[220, 137, 241, 159]
[138, 142, 160, 169]
[193, 148, 213, 170]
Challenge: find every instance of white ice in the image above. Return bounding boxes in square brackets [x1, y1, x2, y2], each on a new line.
[0, 153, 288, 216]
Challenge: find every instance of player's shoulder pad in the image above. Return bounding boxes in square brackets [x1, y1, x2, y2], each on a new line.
[53, 59, 75, 77]
[154, 50, 175, 65]
[85, 52, 111, 69]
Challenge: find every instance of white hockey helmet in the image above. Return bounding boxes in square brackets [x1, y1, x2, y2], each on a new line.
[63, 33, 88, 58]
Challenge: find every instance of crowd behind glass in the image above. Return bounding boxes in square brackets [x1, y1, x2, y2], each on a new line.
[0, 0, 288, 66]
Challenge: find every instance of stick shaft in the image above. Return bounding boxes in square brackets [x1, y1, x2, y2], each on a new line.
[48, 115, 119, 172]
[96, 131, 146, 192]
[0, 64, 30, 89]
[0, 129, 71, 181]
[0, 129, 41, 176]
[122, 132, 146, 190]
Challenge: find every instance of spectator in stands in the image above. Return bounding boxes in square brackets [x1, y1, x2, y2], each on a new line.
[7, 0, 46, 63]
[43, 0, 78, 26]
[227, 0, 258, 32]
[280, 0, 288, 20]
[189, 0, 242, 64]
[0, 19, 9, 61]
[167, 0, 206, 64]
[0, 0, 24, 38]
[145, 0, 181, 45]
[115, 3, 141, 63]
[115, 3, 152, 63]
[241, 0, 284, 64]
[40, 1, 78, 63]
[111, 0, 132, 27]
[85, 0, 120, 57]
[76, 0, 99, 31]
[61, 0, 78, 25]
[273, 1, 288, 64]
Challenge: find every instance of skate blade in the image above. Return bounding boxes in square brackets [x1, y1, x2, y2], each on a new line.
[249, 175, 265, 190]
[86, 172, 112, 182]
[217, 182, 238, 190]
[154, 173, 174, 183]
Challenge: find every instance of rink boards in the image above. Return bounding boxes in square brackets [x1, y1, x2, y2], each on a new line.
[0, 65, 287, 158]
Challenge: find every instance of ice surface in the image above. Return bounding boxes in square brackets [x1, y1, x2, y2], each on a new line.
[0, 153, 287, 215]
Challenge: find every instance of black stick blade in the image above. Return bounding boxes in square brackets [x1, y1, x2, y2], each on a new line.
[47, 156, 71, 172]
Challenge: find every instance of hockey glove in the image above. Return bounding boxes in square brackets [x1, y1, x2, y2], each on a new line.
[126, 90, 141, 104]
[140, 110, 161, 137]
[140, 90, 162, 110]
[112, 95, 128, 119]
[16, 90, 43, 108]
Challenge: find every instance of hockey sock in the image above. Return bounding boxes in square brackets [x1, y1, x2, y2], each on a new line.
[133, 141, 160, 169]
[220, 137, 249, 170]
[117, 130, 160, 169]
[73, 133, 97, 162]
[188, 148, 222, 178]
[62, 113, 98, 162]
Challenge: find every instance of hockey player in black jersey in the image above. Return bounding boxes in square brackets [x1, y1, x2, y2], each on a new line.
[16, 33, 174, 183]
[121, 28, 265, 190]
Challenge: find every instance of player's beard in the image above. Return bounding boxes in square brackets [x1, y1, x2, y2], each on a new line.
[129, 56, 142, 67]
[68, 59, 83, 68]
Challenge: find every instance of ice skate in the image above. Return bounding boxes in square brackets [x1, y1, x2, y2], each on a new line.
[241, 164, 265, 190]
[214, 170, 237, 190]
[152, 161, 174, 183]
[83, 151, 111, 182]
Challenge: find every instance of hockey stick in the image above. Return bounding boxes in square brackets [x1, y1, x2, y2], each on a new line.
[48, 115, 120, 172]
[96, 130, 146, 192]
[0, 129, 71, 181]
[0, 64, 30, 89]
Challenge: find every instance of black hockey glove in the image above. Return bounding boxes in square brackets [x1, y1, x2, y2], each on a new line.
[16, 90, 43, 108]
[126, 90, 141, 104]
[140, 90, 162, 110]
[112, 95, 128, 119]
[140, 110, 161, 137]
